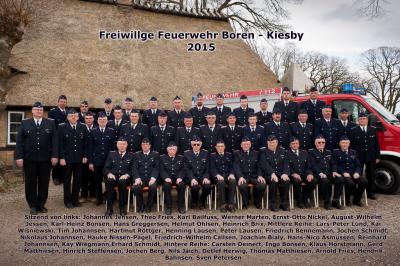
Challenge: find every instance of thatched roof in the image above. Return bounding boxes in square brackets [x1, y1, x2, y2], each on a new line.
[7, 0, 277, 109]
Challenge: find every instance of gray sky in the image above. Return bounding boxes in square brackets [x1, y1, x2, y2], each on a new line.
[260, 0, 400, 73]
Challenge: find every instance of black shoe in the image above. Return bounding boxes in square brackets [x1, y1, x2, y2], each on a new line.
[73, 202, 82, 207]
[332, 200, 344, 210]
[138, 205, 145, 213]
[165, 208, 172, 215]
[38, 206, 48, 213]
[368, 194, 377, 200]
[53, 179, 61, 186]
[178, 208, 186, 214]
[105, 209, 113, 217]
[119, 207, 127, 216]
[269, 205, 278, 212]
[191, 202, 198, 209]
[353, 201, 363, 207]
[255, 203, 262, 209]
[304, 201, 312, 209]
[324, 201, 332, 210]
[242, 204, 248, 209]
[65, 203, 74, 209]
[145, 206, 152, 213]
[227, 204, 236, 212]
[95, 199, 103, 206]
[296, 202, 305, 209]
[30, 207, 38, 215]
[280, 205, 289, 211]
[220, 204, 228, 212]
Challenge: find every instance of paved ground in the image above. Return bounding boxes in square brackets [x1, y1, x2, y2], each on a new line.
[0, 175, 399, 266]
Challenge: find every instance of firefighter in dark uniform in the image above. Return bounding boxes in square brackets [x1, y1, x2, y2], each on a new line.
[184, 136, 212, 209]
[103, 137, 133, 216]
[233, 95, 255, 126]
[199, 111, 222, 153]
[189, 92, 209, 128]
[160, 142, 186, 215]
[58, 109, 89, 209]
[243, 113, 265, 151]
[332, 136, 366, 206]
[273, 87, 299, 123]
[338, 108, 356, 138]
[314, 105, 340, 150]
[167, 96, 187, 128]
[300, 87, 325, 124]
[256, 98, 272, 126]
[122, 97, 135, 122]
[290, 109, 314, 150]
[78, 100, 89, 124]
[175, 113, 200, 154]
[211, 93, 231, 126]
[350, 113, 380, 200]
[220, 112, 243, 153]
[142, 96, 161, 128]
[106, 105, 126, 148]
[233, 137, 263, 209]
[15, 102, 58, 215]
[120, 110, 149, 153]
[81, 111, 95, 201]
[150, 111, 175, 155]
[103, 98, 114, 121]
[258, 135, 290, 211]
[210, 140, 236, 212]
[132, 138, 159, 213]
[308, 135, 345, 210]
[287, 137, 316, 209]
[88, 113, 116, 205]
[48, 95, 68, 185]
[264, 108, 292, 150]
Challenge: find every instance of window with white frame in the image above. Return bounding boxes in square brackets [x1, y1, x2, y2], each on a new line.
[8, 111, 25, 145]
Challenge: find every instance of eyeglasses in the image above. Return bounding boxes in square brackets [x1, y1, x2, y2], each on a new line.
[80, 105, 88, 108]
[192, 143, 201, 146]
[317, 141, 325, 144]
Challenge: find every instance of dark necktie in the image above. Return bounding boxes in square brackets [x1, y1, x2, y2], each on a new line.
[285, 102, 288, 107]
[116, 121, 119, 127]
[161, 126, 164, 133]
[218, 107, 222, 113]
[120, 153, 123, 158]
[101, 128, 104, 133]
[251, 127, 255, 132]
[231, 126, 234, 132]
[210, 127, 213, 132]
[62, 110, 66, 116]
[36, 120, 40, 127]
[263, 112, 266, 117]
[73, 125, 76, 132]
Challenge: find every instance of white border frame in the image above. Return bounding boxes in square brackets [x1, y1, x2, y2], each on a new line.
[7, 111, 25, 145]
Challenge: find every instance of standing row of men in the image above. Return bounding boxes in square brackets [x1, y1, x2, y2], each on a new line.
[15, 87, 380, 216]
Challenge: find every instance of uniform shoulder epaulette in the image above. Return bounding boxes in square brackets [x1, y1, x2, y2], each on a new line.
[59, 122, 66, 126]
[108, 127, 115, 131]
[259, 147, 266, 150]
[333, 149, 339, 152]
[210, 152, 216, 155]
[134, 151, 141, 155]
[259, 125, 265, 129]
[152, 151, 159, 155]
[184, 150, 191, 154]
[238, 125, 245, 128]
[225, 151, 232, 155]
[109, 151, 117, 155]
[221, 125, 227, 128]
[49, 107, 56, 111]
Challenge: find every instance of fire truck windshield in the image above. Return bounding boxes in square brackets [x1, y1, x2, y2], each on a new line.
[363, 96, 400, 125]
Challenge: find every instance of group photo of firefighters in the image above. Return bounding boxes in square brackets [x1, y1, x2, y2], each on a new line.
[15, 86, 380, 217]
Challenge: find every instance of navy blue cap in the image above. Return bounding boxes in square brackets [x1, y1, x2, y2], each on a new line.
[216, 139, 225, 145]
[290, 136, 299, 143]
[114, 105, 122, 110]
[315, 134, 325, 139]
[173, 96, 181, 100]
[141, 138, 150, 144]
[216, 93, 224, 99]
[340, 135, 350, 141]
[85, 111, 94, 117]
[272, 108, 281, 114]
[191, 135, 201, 142]
[359, 112, 368, 118]
[310, 87, 318, 92]
[323, 104, 332, 109]
[125, 97, 133, 102]
[227, 112, 236, 117]
[104, 98, 112, 104]
[196, 92, 203, 97]
[298, 109, 307, 115]
[117, 137, 127, 142]
[32, 102, 43, 108]
[184, 113, 193, 119]
[97, 112, 107, 118]
[267, 135, 278, 141]
[150, 96, 157, 101]
[158, 111, 167, 117]
[340, 108, 348, 113]
[283, 86, 291, 92]
[240, 95, 248, 100]
[260, 98, 268, 103]
[207, 111, 216, 116]
[241, 136, 251, 143]
[67, 109, 77, 115]
[167, 141, 177, 147]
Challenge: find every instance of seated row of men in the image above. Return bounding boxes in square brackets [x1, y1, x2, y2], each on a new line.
[103, 133, 368, 217]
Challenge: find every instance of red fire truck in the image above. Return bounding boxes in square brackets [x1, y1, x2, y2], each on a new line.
[198, 88, 400, 194]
